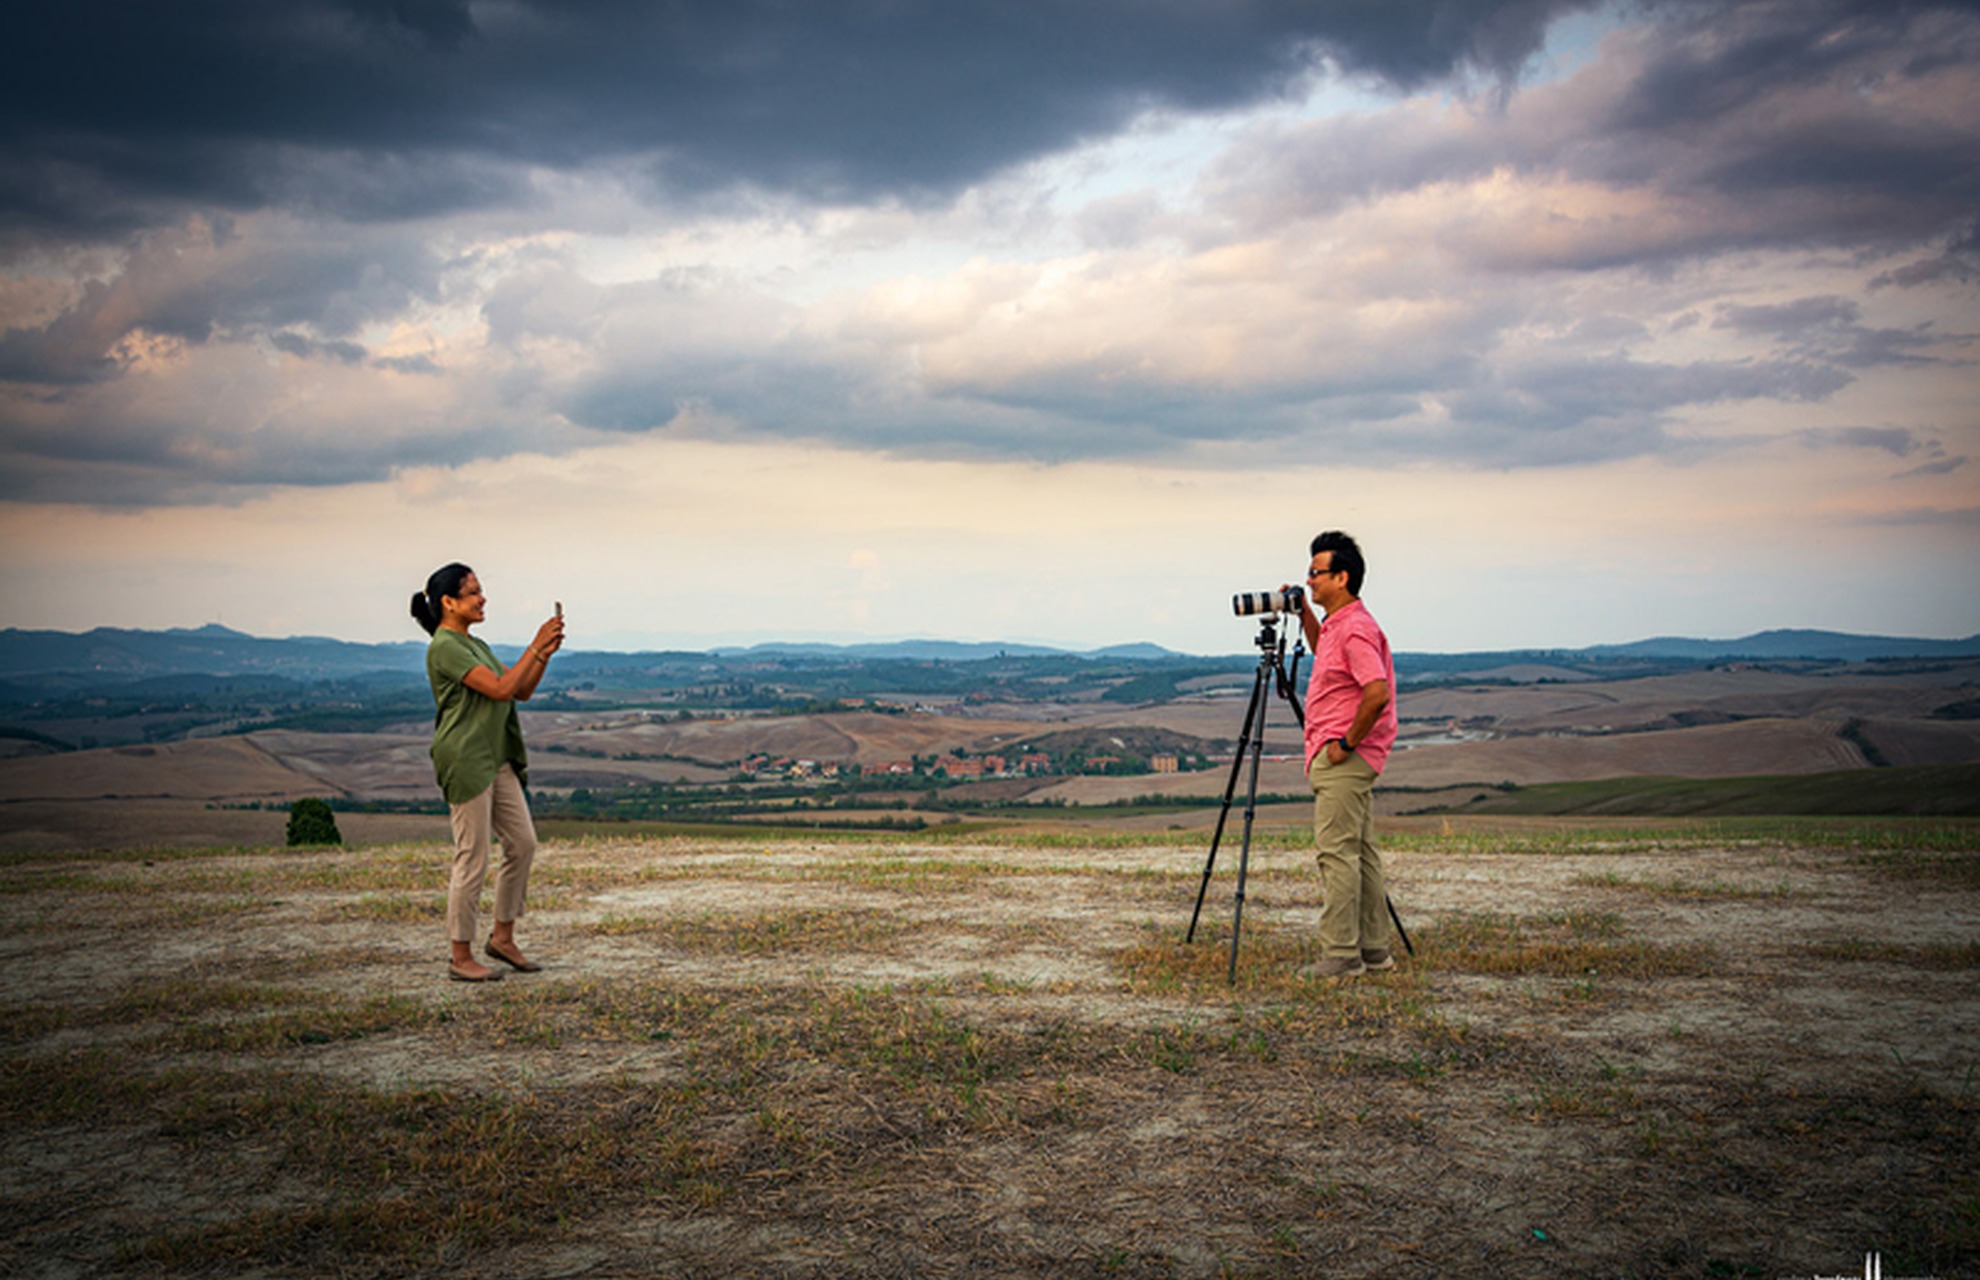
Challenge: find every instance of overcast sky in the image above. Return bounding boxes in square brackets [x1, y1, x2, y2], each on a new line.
[2, 0, 1976, 655]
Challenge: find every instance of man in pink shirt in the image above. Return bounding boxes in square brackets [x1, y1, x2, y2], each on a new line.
[1296, 530, 1399, 980]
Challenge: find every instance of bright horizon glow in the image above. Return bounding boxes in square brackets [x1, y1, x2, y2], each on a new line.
[3, 434, 1974, 656]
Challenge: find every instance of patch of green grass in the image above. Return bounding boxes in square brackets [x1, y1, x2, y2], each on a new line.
[1702, 818, 1980, 854]
[1806, 938, 1980, 970]
[1906, 1169, 1980, 1267]
[1511, 1057, 1646, 1121]
[125, 1072, 737, 1268]
[1435, 764, 1980, 819]
[319, 891, 447, 922]
[1541, 907, 1626, 937]
[0, 959, 1954, 1277]
[156, 993, 444, 1053]
[537, 817, 1013, 844]
[1850, 849, 1980, 889]
[801, 854, 1045, 891]
[1127, 1022, 1210, 1075]
[0, 869, 154, 897]
[1105, 922, 1463, 1053]
[107, 978, 318, 1023]
[1381, 826, 1742, 858]
[1419, 911, 1716, 979]
[0, 1048, 142, 1128]
[457, 976, 725, 1047]
[532, 848, 1187, 899]
[0, 842, 309, 869]
[1383, 816, 1980, 860]
[1570, 870, 1801, 899]
[0, 1001, 71, 1044]
[804, 985, 1004, 1090]
[8, 978, 455, 1062]
[586, 907, 912, 955]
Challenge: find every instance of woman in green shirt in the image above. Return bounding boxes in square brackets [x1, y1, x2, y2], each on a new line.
[411, 563, 566, 982]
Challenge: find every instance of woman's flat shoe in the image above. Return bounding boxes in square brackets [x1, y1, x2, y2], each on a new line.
[448, 964, 504, 983]
[485, 940, 542, 973]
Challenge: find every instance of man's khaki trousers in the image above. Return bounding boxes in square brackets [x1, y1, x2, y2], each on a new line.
[446, 763, 537, 943]
[1308, 752, 1389, 958]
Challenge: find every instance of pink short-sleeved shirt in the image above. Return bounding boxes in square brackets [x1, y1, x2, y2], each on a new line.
[1302, 597, 1399, 775]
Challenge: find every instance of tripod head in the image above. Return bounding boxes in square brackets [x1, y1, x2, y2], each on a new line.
[1246, 609, 1307, 724]
[1250, 609, 1285, 656]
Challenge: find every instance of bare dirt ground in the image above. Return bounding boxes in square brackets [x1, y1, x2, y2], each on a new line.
[2, 817, 1976, 1279]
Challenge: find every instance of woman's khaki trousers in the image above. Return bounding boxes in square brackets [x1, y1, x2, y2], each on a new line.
[446, 763, 537, 943]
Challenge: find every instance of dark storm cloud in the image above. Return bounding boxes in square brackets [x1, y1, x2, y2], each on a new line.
[1871, 221, 1980, 288]
[1211, 0, 1980, 260]
[0, 389, 567, 506]
[1797, 426, 1969, 481]
[0, 219, 445, 386]
[373, 353, 442, 375]
[1715, 296, 1957, 368]
[1430, 354, 1855, 465]
[1, 0, 1591, 238]
[1896, 456, 1970, 478]
[1716, 297, 1862, 336]
[1805, 426, 1933, 456]
[1589, 0, 1980, 233]
[0, 295, 120, 386]
[268, 331, 368, 364]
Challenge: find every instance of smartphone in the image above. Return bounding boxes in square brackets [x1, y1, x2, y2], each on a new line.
[554, 601, 563, 618]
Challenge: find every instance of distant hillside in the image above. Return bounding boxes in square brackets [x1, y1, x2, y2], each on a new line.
[4, 623, 1974, 691]
[0, 626, 1187, 684]
[1391, 631, 1980, 687]
[0, 624, 427, 687]
[1586, 630, 1980, 662]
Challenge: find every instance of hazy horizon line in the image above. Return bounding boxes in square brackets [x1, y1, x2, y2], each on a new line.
[7, 619, 1979, 661]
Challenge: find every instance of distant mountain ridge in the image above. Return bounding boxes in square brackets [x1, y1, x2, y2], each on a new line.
[0, 625, 1176, 682]
[1587, 629, 1980, 661]
[0, 624, 428, 681]
[2, 623, 1976, 682]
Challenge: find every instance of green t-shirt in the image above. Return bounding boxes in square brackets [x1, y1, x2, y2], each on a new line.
[426, 629, 528, 805]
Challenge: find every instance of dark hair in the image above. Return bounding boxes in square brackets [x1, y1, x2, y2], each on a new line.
[1309, 530, 1366, 597]
[410, 562, 474, 636]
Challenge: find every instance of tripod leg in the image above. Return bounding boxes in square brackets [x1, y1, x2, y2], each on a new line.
[1386, 894, 1415, 956]
[1187, 666, 1268, 943]
[1227, 711, 1272, 984]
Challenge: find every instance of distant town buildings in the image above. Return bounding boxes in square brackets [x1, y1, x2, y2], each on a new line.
[732, 744, 1207, 781]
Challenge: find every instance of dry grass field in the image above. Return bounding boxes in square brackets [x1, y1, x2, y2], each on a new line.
[4, 818, 1976, 1278]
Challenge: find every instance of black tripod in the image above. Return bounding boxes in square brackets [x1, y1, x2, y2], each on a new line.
[1186, 609, 1413, 982]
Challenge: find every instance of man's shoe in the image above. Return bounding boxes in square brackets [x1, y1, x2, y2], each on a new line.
[1360, 948, 1396, 972]
[1300, 955, 1365, 981]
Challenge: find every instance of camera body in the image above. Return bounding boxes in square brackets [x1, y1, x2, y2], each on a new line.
[1232, 584, 1304, 617]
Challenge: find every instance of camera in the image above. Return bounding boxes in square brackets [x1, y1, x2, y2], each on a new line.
[1232, 584, 1303, 617]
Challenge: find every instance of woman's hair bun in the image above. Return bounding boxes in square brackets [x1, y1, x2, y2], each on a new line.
[413, 563, 473, 636]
